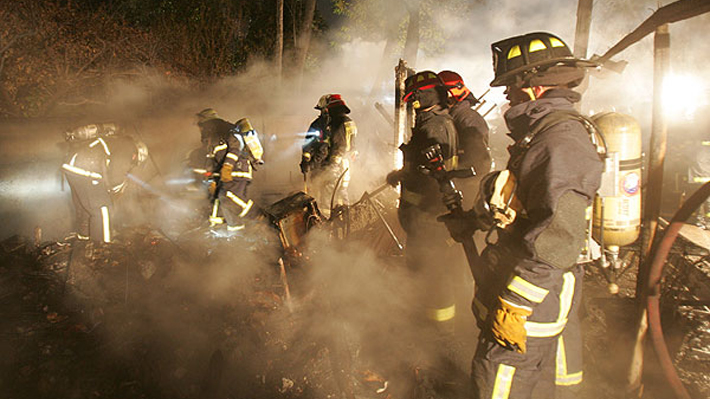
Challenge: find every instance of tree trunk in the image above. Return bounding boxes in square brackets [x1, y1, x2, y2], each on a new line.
[403, 1, 421, 68]
[367, 35, 396, 101]
[275, 0, 284, 81]
[295, 0, 316, 89]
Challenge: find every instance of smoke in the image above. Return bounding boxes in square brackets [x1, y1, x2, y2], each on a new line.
[3, 2, 710, 397]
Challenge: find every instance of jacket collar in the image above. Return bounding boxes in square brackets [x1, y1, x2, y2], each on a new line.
[504, 88, 581, 142]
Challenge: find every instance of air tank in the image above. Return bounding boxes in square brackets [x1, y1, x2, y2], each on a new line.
[592, 112, 642, 247]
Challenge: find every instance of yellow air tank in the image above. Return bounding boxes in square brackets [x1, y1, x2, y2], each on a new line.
[592, 112, 642, 247]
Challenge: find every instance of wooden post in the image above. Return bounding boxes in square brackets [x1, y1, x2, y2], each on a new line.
[627, 23, 671, 395]
[393, 59, 409, 171]
[573, 0, 593, 59]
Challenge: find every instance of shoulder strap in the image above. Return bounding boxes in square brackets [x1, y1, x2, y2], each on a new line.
[509, 110, 606, 170]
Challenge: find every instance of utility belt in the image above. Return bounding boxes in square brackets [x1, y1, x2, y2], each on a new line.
[472, 243, 580, 339]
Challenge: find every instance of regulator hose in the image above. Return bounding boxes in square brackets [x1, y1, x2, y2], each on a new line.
[646, 181, 710, 399]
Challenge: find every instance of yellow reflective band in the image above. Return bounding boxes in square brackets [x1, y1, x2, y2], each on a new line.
[226, 152, 239, 161]
[192, 168, 207, 174]
[426, 304, 456, 322]
[525, 320, 566, 337]
[69, 153, 78, 166]
[558, 272, 575, 321]
[232, 171, 253, 178]
[550, 37, 565, 48]
[556, 335, 568, 381]
[227, 224, 245, 231]
[209, 200, 223, 226]
[110, 182, 126, 193]
[239, 199, 254, 217]
[211, 199, 220, 217]
[529, 39, 547, 52]
[492, 364, 515, 399]
[225, 191, 254, 217]
[231, 162, 253, 179]
[212, 144, 227, 155]
[507, 45, 521, 59]
[62, 164, 103, 180]
[507, 276, 549, 303]
[557, 371, 583, 386]
[472, 296, 489, 322]
[89, 138, 111, 156]
[702, 141, 710, 146]
[401, 189, 423, 206]
[507, 278, 543, 301]
[77, 234, 89, 240]
[100, 206, 111, 243]
[444, 155, 458, 171]
[693, 177, 710, 183]
[555, 336, 583, 386]
[524, 271, 575, 337]
[344, 121, 357, 152]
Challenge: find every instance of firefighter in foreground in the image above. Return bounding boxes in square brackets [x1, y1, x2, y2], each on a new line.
[300, 94, 357, 217]
[385, 71, 465, 389]
[440, 32, 603, 398]
[62, 123, 147, 244]
[438, 70, 492, 203]
[198, 108, 264, 234]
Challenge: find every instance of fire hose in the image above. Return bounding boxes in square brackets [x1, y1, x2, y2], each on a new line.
[646, 181, 710, 399]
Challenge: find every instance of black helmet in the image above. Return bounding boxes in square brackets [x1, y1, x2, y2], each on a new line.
[490, 32, 597, 88]
[404, 71, 446, 110]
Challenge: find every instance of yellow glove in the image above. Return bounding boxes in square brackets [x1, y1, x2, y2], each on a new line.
[221, 163, 234, 182]
[491, 297, 532, 354]
[208, 181, 217, 196]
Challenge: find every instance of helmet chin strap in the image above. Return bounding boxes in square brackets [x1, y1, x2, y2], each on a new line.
[523, 86, 550, 101]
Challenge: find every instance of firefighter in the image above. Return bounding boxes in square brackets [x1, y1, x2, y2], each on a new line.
[438, 70, 492, 204]
[205, 112, 264, 235]
[440, 32, 603, 398]
[385, 71, 464, 382]
[62, 123, 148, 244]
[300, 94, 357, 217]
[195, 108, 237, 228]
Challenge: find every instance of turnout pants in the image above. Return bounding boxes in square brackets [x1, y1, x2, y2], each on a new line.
[401, 208, 459, 350]
[217, 180, 255, 231]
[471, 265, 584, 399]
[65, 173, 113, 243]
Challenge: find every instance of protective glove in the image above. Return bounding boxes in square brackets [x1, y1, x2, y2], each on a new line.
[221, 163, 234, 182]
[491, 297, 532, 354]
[436, 209, 480, 243]
[385, 169, 403, 187]
[208, 181, 217, 196]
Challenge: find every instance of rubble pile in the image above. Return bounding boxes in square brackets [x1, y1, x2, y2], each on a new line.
[661, 243, 710, 399]
[0, 227, 390, 399]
